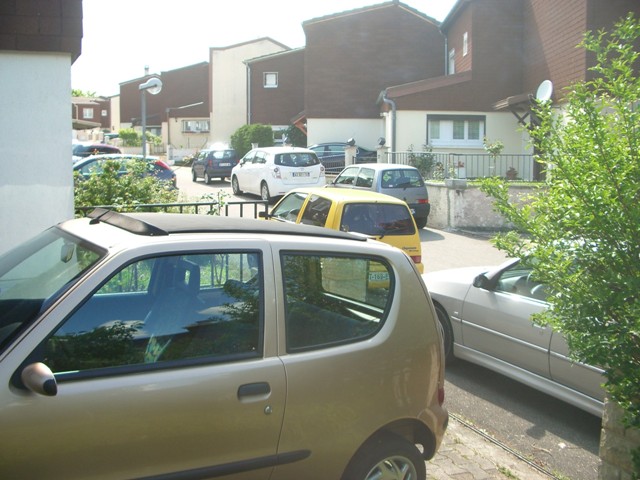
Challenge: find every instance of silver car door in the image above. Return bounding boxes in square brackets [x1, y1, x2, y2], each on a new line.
[460, 264, 551, 378]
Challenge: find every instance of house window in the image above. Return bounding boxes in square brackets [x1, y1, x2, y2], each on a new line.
[427, 115, 485, 148]
[82, 108, 94, 120]
[448, 48, 455, 75]
[264, 72, 278, 88]
[101, 110, 108, 117]
[463, 32, 468, 56]
[182, 120, 210, 133]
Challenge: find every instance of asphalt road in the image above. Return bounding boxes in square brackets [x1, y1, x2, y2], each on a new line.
[174, 165, 603, 479]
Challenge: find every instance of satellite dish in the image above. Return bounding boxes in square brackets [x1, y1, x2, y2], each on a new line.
[139, 77, 163, 95]
[535, 80, 553, 102]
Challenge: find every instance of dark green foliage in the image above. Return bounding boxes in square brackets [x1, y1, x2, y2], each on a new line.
[230, 124, 274, 157]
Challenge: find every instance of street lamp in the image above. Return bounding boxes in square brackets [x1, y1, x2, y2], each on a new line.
[139, 77, 163, 158]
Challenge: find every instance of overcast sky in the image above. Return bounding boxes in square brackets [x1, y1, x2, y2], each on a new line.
[71, 0, 457, 96]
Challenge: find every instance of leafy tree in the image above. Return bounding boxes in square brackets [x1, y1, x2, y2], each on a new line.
[72, 89, 97, 97]
[74, 160, 178, 209]
[230, 124, 274, 157]
[480, 14, 640, 474]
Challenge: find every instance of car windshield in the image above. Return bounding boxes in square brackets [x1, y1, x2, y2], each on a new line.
[381, 169, 425, 188]
[341, 204, 416, 236]
[0, 228, 105, 349]
[275, 152, 319, 167]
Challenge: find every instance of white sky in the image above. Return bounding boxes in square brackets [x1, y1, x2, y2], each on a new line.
[71, 0, 457, 97]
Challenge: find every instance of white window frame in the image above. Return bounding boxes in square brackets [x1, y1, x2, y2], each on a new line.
[181, 119, 210, 133]
[448, 48, 455, 75]
[463, 32, 468, 56]
[263, 72, 278, 88]
[426, 115, 485, 148]
[82, 108, 94, 120]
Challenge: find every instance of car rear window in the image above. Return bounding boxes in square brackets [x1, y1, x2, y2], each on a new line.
[207, 150, 236, 160]
[275, 152, 319, 167]
[381, 169, 425, 188]
[341, 203, 416, 236]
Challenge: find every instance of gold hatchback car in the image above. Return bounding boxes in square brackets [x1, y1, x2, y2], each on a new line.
[0, 209, 447, 480]
[264, 187, 424, 274]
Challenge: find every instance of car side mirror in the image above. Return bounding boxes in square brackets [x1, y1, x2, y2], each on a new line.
[21, 362, 57, 396]
[258, 211, 270, 219]
[473, 273, 490, 290]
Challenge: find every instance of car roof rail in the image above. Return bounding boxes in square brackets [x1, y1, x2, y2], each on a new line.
[88, 208, 168, 236]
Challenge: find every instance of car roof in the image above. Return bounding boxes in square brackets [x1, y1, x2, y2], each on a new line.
[85, 208, 367, 241]
[286, 187, 409, 205]
[340, 163, 419, 172]
[248, 146, 315, 154]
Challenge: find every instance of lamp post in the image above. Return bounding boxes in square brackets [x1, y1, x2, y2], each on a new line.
[139, 77, 163, 158]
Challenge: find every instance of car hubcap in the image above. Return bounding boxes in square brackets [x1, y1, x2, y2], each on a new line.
[365, 456, 417, 480]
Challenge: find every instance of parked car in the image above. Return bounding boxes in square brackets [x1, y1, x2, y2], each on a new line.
[73, 154, 176, 188]
[331, 163, 431, 228]
[423, 258, 605, 417]
[231, 146, 326, 202]
[308, 142, 377, 173]
[0, 209, 448, 479]
[72, 143, 121, 162]
[191, 147, 238, 183]
[264, 187, 424, 273]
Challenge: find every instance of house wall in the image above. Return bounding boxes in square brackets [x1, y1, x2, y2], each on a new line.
[248, 49, 304, 129]
[306, 118, 384, 151]
[393, 110, 530, 155]
[210, 39, 288, 144]
[0, 52, 74, 254]
[303, 3, 445, 120]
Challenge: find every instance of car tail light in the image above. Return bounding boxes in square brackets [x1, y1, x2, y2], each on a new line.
[438, 386, 445, 405]
[411, 254, 421, 265]
[273, 167, 281, 179]
[207, 160, 213, 168]
[154, 160, 171, 170]
[417, 199, 429, 204]
[320, 165, 325, 176]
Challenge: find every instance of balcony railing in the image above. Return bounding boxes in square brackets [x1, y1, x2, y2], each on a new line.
[383, 151, 536, 181]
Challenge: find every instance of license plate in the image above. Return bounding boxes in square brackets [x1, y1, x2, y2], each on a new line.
[219, 163, 231, 167]
[292, 172, 310, 177]
[368, 272, 389, 282]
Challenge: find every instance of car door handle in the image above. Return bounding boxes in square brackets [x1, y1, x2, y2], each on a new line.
[238, 382, 271, 400]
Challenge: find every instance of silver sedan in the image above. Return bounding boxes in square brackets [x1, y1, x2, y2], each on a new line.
[423, 258, 605, 417]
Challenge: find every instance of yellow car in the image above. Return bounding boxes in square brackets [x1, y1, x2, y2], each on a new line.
[265, 187, 424, 274]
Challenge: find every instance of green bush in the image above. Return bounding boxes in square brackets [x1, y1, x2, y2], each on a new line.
[118, 128, 140, 147]
[74, 160, 178, 211]
[230, 124, 274, 157]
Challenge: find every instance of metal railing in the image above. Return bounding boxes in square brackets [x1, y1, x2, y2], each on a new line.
[75, 199, 269, 218]
[383, 151, 535, 181]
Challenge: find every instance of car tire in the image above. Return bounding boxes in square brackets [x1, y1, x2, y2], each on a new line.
[204, 172, 212, 184]
[415, 217, 428, 229]
[191, 169, 197, 182]
[341, 433, 425, 480]
[434, 303, 455, 365]
[231, 176, 242, 195]
[220, 177, 225, 182]
[260, 182, 271, 202]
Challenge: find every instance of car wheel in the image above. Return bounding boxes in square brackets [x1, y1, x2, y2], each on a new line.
[191, 169, 197, 182]
[415, 217, 428, 229]
[204, 172, 212, 184]
[434, 303, 455, 365]
[220, 177, 225, 182]
[341, 433, 425, 480]
[260, 182, 271, 202]
[231, 176, 242, 195]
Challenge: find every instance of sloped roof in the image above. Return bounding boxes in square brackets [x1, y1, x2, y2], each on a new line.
[302, 0, 439, 28]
